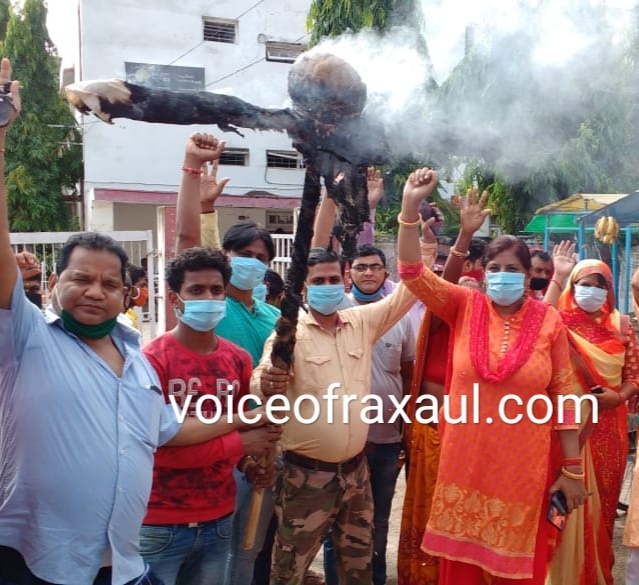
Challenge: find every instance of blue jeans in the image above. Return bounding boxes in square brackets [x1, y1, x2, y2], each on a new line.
[323, 443, 401, 585]
[140, 514, 232, 585]
[0, 546, 164, 585]
[224, 466, 276, 585]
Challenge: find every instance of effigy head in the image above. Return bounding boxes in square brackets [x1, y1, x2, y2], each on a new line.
[288, 53, 367, 124]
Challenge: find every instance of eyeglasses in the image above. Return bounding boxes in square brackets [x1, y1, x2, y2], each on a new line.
[351, 263, 385, 273]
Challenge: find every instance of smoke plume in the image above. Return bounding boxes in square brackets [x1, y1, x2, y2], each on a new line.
[308, 0, 639, 179]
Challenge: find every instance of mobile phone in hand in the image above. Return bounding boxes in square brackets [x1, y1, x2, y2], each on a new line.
[547, 491, 568, 531]
[590, 385, 604, 394]
[419, 201, 443, 235]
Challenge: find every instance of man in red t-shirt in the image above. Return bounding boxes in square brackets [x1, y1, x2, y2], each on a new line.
[141, 246, 280, 585]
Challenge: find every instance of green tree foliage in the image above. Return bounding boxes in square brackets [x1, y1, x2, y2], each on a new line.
[307, 0, 417, 46]
[436, 3, 639, 233]
[309, 1, 639, 235]
[4, 0, 82, 231]
[0, 0, 9, 43]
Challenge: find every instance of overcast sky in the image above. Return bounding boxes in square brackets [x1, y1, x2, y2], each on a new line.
[46, 0, 77, 66]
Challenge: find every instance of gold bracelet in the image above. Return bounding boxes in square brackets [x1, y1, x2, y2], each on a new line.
[397, 213, 421, 229]
[561, 466, 585, 480]
[450, 247, 470, 259]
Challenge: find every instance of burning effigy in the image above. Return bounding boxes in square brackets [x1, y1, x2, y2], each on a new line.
[66, 53, 385, 545]
[66, 52, 388, 367]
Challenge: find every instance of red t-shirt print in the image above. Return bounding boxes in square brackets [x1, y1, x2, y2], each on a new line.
[142, 332, 252, 524]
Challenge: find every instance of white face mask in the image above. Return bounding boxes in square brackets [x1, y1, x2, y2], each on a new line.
[574, 285, 607, 313]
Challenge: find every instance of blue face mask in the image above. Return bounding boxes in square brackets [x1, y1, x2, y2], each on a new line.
[230, 256, 268, 291]
[574, 285, 607, 313]
[252, 283, 267, 303]
[351, 282, 384, 303]
[174, 296, 227, 332]
[485, 272, 525, 306]
[306, 284, 345, 315]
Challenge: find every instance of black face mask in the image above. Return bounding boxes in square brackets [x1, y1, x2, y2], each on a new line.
[529, 277, 550, 291]
[25, 290, 43, 309]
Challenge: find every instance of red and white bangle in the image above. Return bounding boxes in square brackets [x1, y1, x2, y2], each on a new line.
[181, 165, 202, 176]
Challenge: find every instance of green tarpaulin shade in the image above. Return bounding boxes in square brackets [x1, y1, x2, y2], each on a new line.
[522, 214, 581, 233]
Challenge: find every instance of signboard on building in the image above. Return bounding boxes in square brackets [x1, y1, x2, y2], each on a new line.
[125, 62, 205, 91]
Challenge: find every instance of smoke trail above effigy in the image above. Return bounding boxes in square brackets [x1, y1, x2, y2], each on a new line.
[307, 0, 639, 175]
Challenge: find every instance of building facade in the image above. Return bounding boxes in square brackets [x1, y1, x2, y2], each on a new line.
[69, 0, 310, 239]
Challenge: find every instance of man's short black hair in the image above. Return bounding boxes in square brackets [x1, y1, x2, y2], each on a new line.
[531, 249, 552, 263]
[222, 221, 275, 261]
[264, 268, 284, 297]
[57, 232, 129, 282]
[166, 247, 232, 292]
[127, 264, 147, 285]
[307, 247, 346, 275]
[468, 238, 487, 263]
[354, 244, 386, 267]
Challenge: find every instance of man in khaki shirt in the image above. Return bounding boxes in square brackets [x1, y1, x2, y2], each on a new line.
[251, 248, 415, 585]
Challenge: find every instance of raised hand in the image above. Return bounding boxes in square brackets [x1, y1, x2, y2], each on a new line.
[420, 204, 443, 244]
[552, 240, 577, 281]
[460, 187, 491, 235]
[0, 58, 21, 130]
[185, 132, 225, 165]
[14, 251, 40, 280]
[200, 159, 230, 213]
[366, 166, 384, 209]
[402, 167, 439, 207]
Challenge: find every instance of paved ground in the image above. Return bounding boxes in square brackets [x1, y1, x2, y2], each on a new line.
[311, 473, 632, 584]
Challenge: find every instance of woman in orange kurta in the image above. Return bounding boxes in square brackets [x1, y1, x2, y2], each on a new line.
[396, 167, 587, 585]
[544, 259, 639, 584]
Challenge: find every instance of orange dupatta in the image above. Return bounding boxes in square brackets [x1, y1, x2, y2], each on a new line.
[548, 260, 628, 585]
[398, 311, 451, 585]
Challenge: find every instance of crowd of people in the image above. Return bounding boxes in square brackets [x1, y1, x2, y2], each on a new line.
[2, 57, 639, 585]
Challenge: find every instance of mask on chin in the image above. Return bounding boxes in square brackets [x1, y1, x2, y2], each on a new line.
[61, 310, 118, 339]
[351, 282, 384, 302]
[461, 269, 484, 283]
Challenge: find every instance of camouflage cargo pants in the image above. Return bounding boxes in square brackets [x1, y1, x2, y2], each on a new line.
[270, 456, 373, 585]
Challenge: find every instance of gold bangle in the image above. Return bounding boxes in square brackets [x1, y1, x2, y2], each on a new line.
[561, 466, 585, 480]
[450, 247, 470, 259]
[397, 213, 421, 229]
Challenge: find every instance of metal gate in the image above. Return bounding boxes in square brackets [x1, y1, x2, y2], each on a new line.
[9, 230, 158, 340]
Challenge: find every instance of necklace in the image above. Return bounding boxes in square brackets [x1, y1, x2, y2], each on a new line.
[470, 295, 548, 383]
[500, 317, 514, 354]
